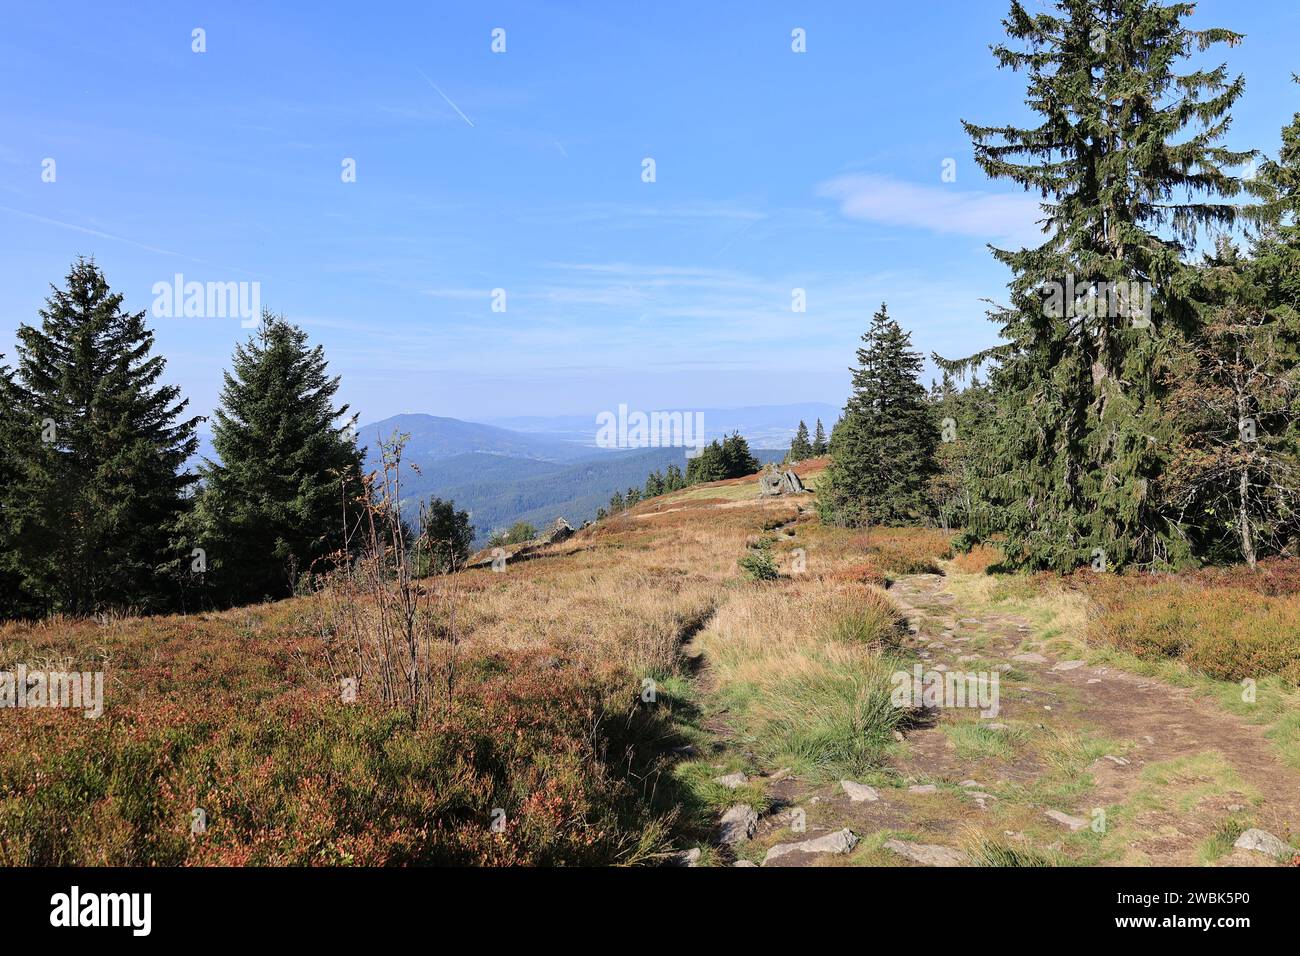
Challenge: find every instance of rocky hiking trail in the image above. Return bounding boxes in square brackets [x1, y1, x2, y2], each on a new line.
[688, 564, 1300, 868]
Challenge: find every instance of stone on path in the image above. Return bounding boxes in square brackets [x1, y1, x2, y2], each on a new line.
[1052, 660, 1086, 671]
[733, 860, 758, 867]
[959, 780, 981, 788]
[840, 780, 880, 802]
[908, 784, 938, 795]
[669, 847, 701, 866]
[713, 772, 748, 789]
[1103, 755, 1130, 766]
[1233, 828, 1290, 860]
[1013, 652, 1049, 664]
[762, 828, 859, 865]
[882, 839, 968, 867]
[1045, 809, 1089, 831]
[719, 804, 759, 845]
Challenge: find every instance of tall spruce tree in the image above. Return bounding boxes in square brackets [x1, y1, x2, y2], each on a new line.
[818, 304, 937, 526]
[953, 0, 1253, 570]
[1162, 84, 1300, 565]
[187, 311, 363, 604]
[812, 418, 828, 456]
[929, 373, 967, 528]
[1164, 242, 1299, 565]
[4, 259, 199, 614]
[787, 420, 813, 462]
[1253, 76, 1300, 329]
[1255, 77, 1300, 557]
[0, 356, 34, 617]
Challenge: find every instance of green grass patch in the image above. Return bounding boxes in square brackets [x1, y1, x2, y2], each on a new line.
[942, 721, 1028, 760]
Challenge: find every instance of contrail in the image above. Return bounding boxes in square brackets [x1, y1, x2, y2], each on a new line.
[416, 68, 475, 128]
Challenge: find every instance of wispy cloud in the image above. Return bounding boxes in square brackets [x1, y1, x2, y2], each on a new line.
[0, 205, 258, 276]
[817, 173, 1045, 246]
[316, 257, 998, 379]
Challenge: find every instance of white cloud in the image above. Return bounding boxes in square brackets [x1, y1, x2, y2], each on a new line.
[817, 173, 1046, 246]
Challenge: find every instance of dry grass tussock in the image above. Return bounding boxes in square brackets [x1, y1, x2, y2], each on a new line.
[696, 573, 911, 780]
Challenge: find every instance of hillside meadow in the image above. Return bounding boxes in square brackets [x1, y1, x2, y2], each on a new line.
[2, 461, 1298, 865]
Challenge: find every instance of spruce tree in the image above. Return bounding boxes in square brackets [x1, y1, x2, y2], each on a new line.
[955, 0, 1252, 571]
[1164, 248, 1299, 566]
[787, 421, 813, 462]
[1253, 76, 1300, 330]
[686, 440, 725, 483]
[4, 259, 199, 614]
[187, 311, 362, 604]
[1162, 90, 1300, 565]
[689, 433, 760, 482]
[720, 432, 760, 476]
[812, 419, 828, 456]
[420, 497, 475, 573]
[0, 357, 34, 617]
[818, 304, 937, 526]
[929, 373, 967, 528]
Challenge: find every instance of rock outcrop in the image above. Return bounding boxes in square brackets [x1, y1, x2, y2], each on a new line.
[758, 463, 809, 497]
[883, 839, 969, 867]
[1233, 828, 1290, 860]
[762, 828, 859, 865]
[718, 804, 759, 845]
[537, 517, 575, 545]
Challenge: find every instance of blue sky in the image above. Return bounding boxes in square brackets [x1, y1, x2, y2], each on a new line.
[2, 0, 1298, 424]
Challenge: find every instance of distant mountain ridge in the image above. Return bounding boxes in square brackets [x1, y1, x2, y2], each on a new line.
[197, 408, 813, 546]
[358, 413, 597, 464]
[355, 411, 802, 543]
[485, 402, 840, 449]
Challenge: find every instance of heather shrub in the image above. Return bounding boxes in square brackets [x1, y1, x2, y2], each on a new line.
[1089, 582, 1300, 684]
[851, 527, 953, 575]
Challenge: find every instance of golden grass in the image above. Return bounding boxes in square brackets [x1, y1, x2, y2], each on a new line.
[651, 458, 828, 508]
[696, 579, 908, 779]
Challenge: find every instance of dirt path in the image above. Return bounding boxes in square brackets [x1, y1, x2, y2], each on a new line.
[739, 571, 1300, 867]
